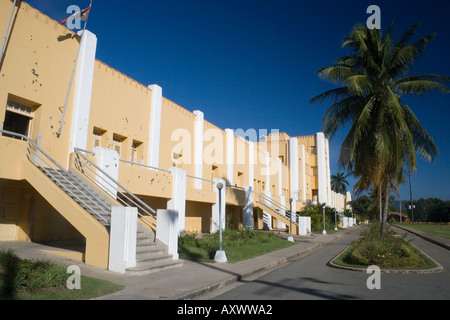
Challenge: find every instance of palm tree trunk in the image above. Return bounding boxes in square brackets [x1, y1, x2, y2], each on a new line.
[381, 179, 391, 237]
[378, 183, 382, 224]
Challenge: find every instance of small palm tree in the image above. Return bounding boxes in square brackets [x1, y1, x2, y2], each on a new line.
[311, 22, 449, 235]
[331, 171, 350, 194]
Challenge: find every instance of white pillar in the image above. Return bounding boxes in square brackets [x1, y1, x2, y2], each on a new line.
[265, 151, 270, 192]
[263, 151, 272, 229]
[156, 209, 179, 260]
[317, 132, 328, 205]
[94, 146, 119, 198]
[278, 194, 286, 229]
[300, 144, 306, 202]
[346, 191, 352, 209]
[69, 30, 97, 155]
[325, 137, 332, 206]
[212, 178, 226, 233]
[226, 129, 234, 186]
[248, 141, 254, 189]
[277, 157, 282, 195]
[167, 167, 186, 235]
[108, 206, 137, 273]
[148, 84, 162, 168]
[277, 157, 286, 228]
[243, 186, 253, 228]
[289, 138, 299, 201]
[193, 110, 204, 189]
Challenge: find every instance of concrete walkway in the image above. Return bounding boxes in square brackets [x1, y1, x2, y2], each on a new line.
[3, 223, 447, 300]
[0, 227, 362, 300]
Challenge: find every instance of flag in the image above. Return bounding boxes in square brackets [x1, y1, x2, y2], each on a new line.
[61, 6, 91, 25]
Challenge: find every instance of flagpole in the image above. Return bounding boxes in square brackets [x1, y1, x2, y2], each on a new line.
[57, 0, 93, 137]
[0, 0, 18, 67]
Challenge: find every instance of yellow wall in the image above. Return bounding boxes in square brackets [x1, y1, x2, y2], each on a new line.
[0, 0, 346, 251]
[0, 1, 80, 168]
[88, 60, 152, 162]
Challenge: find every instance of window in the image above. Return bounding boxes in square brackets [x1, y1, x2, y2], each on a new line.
[3, 99, 36, 138]
[172, 152, 183, 168]
[131, 140, 143, 164]
[112, 133, 126, 158]
[93, 127, 106, 148]
[211, 165, 219, 180]
[312, 189, 318, 202]
[237, 171, 244, 187]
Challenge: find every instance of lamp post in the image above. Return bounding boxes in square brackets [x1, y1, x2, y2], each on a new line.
[334, 208, 338, 231]
[322, 206, 327, 235]
[214, 181, 227, 262]
[288, 198, 294, 242]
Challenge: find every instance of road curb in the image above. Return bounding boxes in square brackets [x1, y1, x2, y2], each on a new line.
[178, 228, 356, 300]
[327, 235, 445, 274]
[394, 225, 450, 251]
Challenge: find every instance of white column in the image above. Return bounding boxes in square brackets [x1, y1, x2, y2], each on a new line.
[148, 84, 162, 168]
[167, 167, 186, 235]
[263, 151, 272, 229]
[277, 158, 286, 228]
[346, 191, 352, 210]
[289, 138, 299, 201]
[300, 144, 306, 202]
[317, 132, 328, 205]
[69, 30, 97, 154]
[243, 186, 253, 228]
[226, 129, 234, 186]
[325, 136, 332, 206]
[156, 209, 179, 260]
[265, 151, 270, 191]
[277, 158, 282, 195]
[278, 194, 286, 229]
[193, 110, 204, 189]
[262, 190, 272, 230]
[248, 141, 254, 189]
[94, 146, 119, 198]
[212, 178, 226, 233]
[108, 206, 137, 273]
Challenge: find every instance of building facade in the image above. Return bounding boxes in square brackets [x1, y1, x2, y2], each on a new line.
[0, 1, 351, 270]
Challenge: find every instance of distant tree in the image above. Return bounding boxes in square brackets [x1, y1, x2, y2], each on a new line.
[330, 171, 351, 194]
[405, 198, 450, 222]
[349, 195, 375, 220]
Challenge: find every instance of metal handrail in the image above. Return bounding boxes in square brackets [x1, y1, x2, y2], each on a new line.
[0, 130, 110, 224]
[119, 158, 171, 173]
[73, 148, 157, 227]
[253, 190, 299, 225]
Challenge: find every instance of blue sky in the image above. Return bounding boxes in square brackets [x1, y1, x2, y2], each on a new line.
[24, 0, 450, 200]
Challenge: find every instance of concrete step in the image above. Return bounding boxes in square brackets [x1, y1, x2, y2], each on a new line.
[126, 258, 183, 275]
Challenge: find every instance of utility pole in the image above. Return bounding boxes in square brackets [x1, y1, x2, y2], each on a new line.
[409, 169, 414, 224]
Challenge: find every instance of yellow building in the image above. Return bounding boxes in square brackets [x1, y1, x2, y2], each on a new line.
[0, 0, 351, 272]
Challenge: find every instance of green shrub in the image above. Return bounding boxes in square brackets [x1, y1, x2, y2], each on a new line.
[301, 203, 341, 232]
[0, 249, 68, 299]
[178, 228, 293, 262]
[345, 222, 422, 268]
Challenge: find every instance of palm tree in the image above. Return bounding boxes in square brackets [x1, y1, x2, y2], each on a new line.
[310, 22, 449, 235]
[330, 171, 350, 194]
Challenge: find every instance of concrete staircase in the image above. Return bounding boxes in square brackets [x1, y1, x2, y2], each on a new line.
[126, 223, 183, 275]
[38, 166, 183, 274]
[41, 167, 112, 226]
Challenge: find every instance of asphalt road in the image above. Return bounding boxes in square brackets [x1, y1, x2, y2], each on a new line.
[210, 226, 450, 300]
